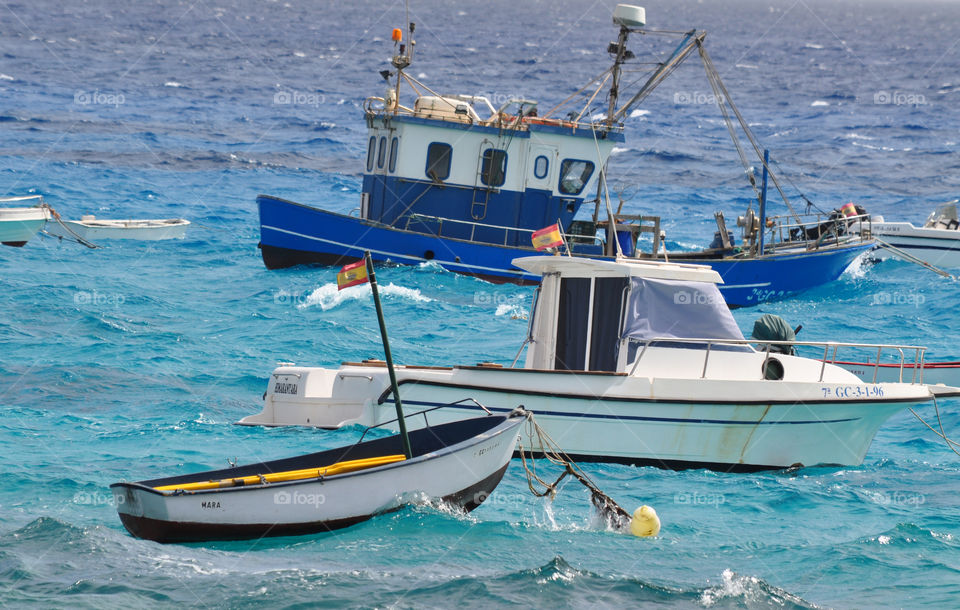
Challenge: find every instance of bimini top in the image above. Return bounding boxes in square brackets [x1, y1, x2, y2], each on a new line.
[511, 255, 724, 284]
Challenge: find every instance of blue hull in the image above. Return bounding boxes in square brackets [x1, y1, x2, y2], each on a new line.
[258, 195, 872, 306]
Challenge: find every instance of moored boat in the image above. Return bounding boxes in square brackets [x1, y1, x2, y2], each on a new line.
[0, 195, 50, 246]
[257, 5, 873, 307]
[44, 215, 190, 241]
[866, 201, 960, 269]
[240, 255, 938, 471]
[112, 412, 525, 542]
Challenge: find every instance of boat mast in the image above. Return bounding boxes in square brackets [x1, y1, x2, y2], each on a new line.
[390, 19, 415, 114]
[605, 5, 645, 128]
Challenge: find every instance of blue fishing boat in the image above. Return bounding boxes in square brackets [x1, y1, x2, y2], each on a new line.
[257, 5, 873, 307]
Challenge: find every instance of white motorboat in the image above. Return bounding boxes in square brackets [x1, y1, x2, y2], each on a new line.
[44, 215, 190, 241]
[239, 255, 941, 471]
[0, 196, 50, 246]
[112, 412, 525, 542]
[868, 201, 960, 268]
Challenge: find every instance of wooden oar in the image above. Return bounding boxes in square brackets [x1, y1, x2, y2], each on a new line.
[154, 454, 406, 492]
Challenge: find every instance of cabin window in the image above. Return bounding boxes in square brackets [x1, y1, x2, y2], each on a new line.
[366, 136, 376, 171]
[425, 142, 452, 181]
[554, 276, 629, 372]
[480, 148, 507, 187]
[558, 159, 595, 195]
[388, 137, 399, 172]
[377, 136, 387, 169]
[533, 155, 549, 179]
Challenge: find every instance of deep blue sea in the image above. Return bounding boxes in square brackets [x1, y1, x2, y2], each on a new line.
[2, 0, 959, 607]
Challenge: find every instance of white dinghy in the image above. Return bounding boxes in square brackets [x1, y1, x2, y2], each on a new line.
[0, 195, 50, 246]
[112, 410, 525, 543]
[44, 215, 190, 241]
[240, 255, 941, 471]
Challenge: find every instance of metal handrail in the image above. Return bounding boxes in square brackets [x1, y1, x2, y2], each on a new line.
[627, 336, 928, 383]
[401, 212, 599, 248]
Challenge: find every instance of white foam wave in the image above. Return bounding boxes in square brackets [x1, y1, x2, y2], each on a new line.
[164, 81, 185, 88]
[0, 73, 14, 81]
[805, 43, 824, 49]
[298, 282, 431, 311]
[495, 303, 528, 319]
[811, 100, 829, 107]
[842, 132, 875, 141]
[629, 108, 650, 118]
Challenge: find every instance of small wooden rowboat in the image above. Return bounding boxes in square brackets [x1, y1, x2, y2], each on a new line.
[111, 413, 525, 543]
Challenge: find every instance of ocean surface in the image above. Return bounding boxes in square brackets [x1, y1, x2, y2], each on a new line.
[2, 0, 959, 607]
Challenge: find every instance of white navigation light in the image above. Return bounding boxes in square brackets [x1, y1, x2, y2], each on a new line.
[613, 5, 646, 28]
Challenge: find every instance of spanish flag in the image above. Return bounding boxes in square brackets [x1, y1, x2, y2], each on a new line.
[337, 259, 369, 290]
[531, 223, 564, 251]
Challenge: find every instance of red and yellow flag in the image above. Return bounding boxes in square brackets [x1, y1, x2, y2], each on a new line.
[337, 260, 369, 290]
[531, 223, 564, 251]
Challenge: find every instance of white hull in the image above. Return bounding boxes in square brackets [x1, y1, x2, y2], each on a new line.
[112, 415, 522, 542]
[45, 217, 189, 241]
[240, 355, 930, 470]
[870, 221, 960, 268]
[0, 206, 50, 246]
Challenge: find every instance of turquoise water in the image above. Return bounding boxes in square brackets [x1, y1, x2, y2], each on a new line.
[2, 0, 960, 607]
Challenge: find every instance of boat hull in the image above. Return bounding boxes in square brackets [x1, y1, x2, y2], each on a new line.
[112, 415, 522, 542]
[239, 364, 930, 470]
[257, 195, 870, 306]
[0, 207, 49, 246]
[45, 218, 190, 241]
[870, 222, 960, 268]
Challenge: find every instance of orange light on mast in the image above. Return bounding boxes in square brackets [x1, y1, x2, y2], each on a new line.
[392, 28, 402, 42]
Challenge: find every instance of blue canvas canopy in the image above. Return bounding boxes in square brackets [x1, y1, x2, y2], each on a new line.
[621, 277, 745, 342]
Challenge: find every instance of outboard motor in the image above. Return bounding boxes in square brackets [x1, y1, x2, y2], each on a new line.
[750, 313, 797, 355]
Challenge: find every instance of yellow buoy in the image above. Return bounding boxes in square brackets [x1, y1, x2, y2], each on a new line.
[629, 505, 660, 537]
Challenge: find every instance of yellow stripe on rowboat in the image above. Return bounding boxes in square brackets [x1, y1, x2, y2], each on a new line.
[153, 454, 406, 492]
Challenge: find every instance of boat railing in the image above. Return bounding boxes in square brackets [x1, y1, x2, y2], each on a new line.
[400, 212, 596, 248]
[628, 336, 927, 383]
[0, 194, 44, 205]
[363, 95, 614, 133]
[358, 398, 494, 444]
[764, 212, 873, 250]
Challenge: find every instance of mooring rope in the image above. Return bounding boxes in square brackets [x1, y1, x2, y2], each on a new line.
[909, 395, 960, 458]
[872, 237, 953, 279]
[42, 205, 99, 249]
[517, 414, 632, 528]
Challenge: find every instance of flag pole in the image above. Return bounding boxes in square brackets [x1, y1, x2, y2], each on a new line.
[364, 251, 413, 459]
